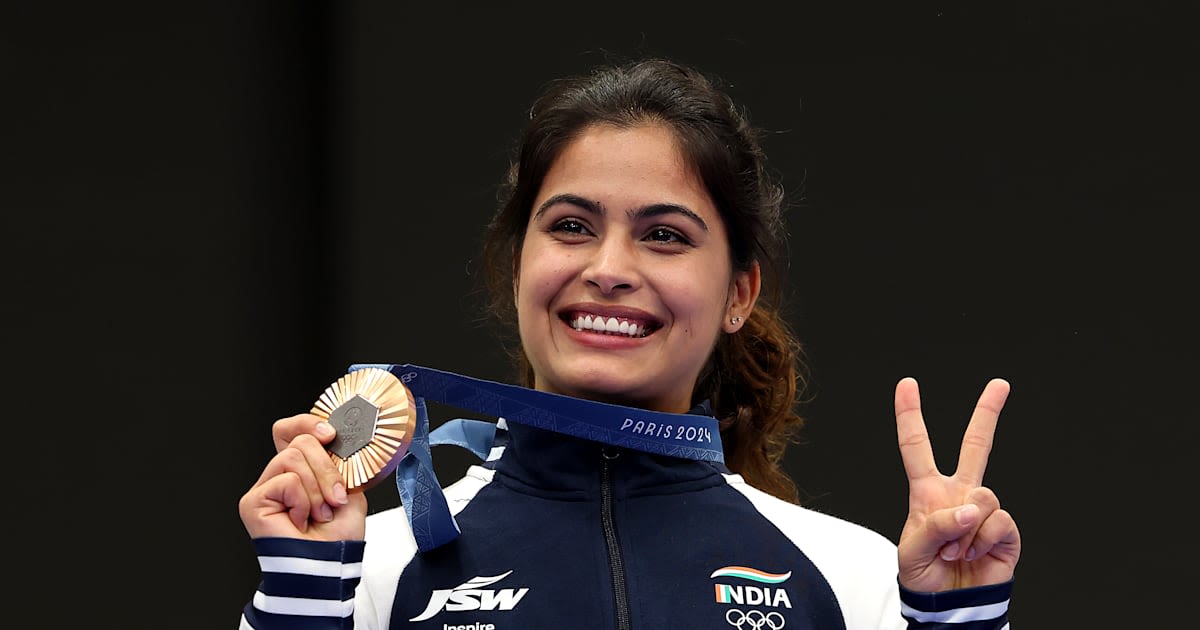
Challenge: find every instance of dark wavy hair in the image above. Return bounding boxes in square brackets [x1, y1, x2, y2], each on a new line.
[479, 58, 808, 503]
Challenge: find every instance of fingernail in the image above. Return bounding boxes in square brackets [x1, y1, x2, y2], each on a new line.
[965, 546, 978, 561]
[333, 482, 348, 505]
[955, 505, 977, 526]
[315, 422, 335, 439]
[940, 543, 960, 562]
[317, 503, 333, 522]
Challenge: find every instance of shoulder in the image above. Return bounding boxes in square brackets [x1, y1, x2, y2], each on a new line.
[722, 473, 898, 566]
[723, 473, 904, 626]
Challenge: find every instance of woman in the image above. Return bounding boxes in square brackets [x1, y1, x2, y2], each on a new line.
[238, 58, 1019, 629]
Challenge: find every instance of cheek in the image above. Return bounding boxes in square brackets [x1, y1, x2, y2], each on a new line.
[513, 240, 539, 307]
[667, 264, 733, 318]
[515, 248, 564, 312]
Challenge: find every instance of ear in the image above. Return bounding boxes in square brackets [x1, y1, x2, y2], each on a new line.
[724, 261, 761, 333]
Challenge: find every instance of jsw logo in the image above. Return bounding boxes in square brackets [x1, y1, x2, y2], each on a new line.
[409, 571, 530, 622]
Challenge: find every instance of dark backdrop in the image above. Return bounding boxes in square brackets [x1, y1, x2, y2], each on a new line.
[4, 2, 1194, 627]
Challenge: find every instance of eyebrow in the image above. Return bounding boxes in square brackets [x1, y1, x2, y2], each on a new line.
[533, 193, 709, 232]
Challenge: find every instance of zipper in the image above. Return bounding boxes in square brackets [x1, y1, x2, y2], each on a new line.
[601, 447, 631, 630]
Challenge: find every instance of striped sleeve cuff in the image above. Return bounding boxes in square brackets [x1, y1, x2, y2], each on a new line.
[899, 579, 1013, 629]
[240, 538, 367, 630]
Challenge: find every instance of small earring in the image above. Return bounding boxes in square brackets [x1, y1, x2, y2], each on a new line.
[730, 316, 742, 325]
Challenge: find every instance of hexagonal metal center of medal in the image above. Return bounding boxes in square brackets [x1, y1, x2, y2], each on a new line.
[326, 394, 380, 459]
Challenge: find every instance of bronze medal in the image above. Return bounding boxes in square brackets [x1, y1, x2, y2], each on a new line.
[310, 367, 415, 492]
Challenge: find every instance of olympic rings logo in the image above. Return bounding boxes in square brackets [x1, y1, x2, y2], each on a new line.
[725, 609, 785, 629]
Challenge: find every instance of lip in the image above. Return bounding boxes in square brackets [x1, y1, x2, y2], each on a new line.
[558, 303, 663, 340]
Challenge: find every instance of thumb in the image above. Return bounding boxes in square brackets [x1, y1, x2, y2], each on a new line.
[929, 504, 980, 561]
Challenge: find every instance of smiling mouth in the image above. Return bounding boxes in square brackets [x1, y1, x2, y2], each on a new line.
[562, 312, 659, 338]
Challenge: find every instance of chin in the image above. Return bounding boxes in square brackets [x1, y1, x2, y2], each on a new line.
[549, 374, 683, 412]
[542, 370, 633, 398]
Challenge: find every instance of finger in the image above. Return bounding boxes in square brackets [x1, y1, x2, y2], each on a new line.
[272, 413, 337, 453]
[947, 487, 1001, 561]
[286, 433, 349, 513]
[904, 502, 981, 563]
[965, 508, 1020, 563]
[240, 471, 313, 537]
[255, 446, 330, 523]
[895, 377, 938, 481]
[955, 378, 1011, 486]
[930, 504, 982, 561]
[255, 435, 343, 521]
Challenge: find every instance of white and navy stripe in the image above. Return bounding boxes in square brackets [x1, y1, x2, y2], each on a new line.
[899, 579, 1012, 629]
[240, 537, 365, 630]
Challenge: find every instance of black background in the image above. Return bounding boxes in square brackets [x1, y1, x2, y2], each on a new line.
[3, 2, 1195, 627]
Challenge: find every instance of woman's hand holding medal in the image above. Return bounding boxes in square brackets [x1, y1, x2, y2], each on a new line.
[239, 368, 414, 542]
[238, 413, 368, 541]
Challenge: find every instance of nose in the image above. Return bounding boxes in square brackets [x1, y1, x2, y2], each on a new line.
[581, 234, 640, 295]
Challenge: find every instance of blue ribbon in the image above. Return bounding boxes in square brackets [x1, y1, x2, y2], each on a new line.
[391, 397, 459, 551]
[347, 363, 725, 552]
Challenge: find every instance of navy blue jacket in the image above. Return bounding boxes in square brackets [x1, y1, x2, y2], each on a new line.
[241, 421, 1013, 629]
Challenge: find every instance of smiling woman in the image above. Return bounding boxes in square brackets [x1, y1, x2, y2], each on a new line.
[237, 58, 1020, 629]
[481, 64, 804, 502]
[515, 124, 757, 415]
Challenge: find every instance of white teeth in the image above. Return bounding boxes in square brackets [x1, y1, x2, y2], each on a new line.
[570, 314, 647, 337]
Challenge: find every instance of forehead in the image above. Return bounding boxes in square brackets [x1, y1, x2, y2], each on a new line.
[538, 123, 713, 210]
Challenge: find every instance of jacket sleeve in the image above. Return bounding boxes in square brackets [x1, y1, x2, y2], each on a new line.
[238, 537, 366, 630]
[899, 579, 1014, 629]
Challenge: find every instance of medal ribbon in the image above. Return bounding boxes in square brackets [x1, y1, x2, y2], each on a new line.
[349, 363, 724, 551]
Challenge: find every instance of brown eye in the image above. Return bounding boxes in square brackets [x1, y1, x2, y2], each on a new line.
[552, 218, 590, 235]
[646, 227, 689, 245]
[547, 217, 594, 243]
[549, 216, 592, 235]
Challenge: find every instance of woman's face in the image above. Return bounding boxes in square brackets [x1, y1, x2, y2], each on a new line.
[515, 123, 759, 413]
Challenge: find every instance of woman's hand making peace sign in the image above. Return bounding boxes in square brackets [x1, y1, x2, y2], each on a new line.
[894, 377, 1021, 592]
